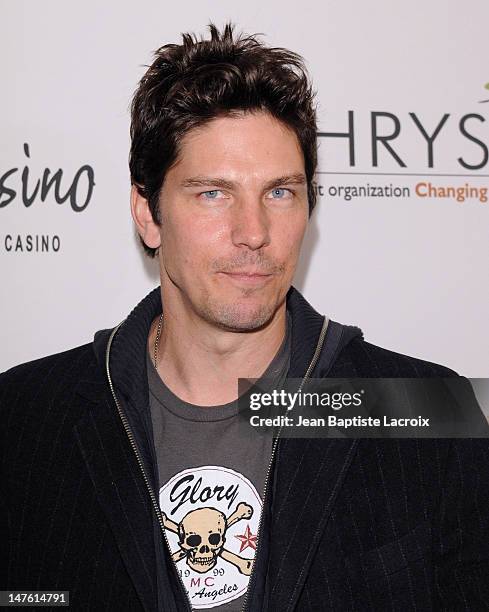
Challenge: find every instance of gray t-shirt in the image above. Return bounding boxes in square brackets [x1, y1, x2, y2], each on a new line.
[147, 317, 291, 611]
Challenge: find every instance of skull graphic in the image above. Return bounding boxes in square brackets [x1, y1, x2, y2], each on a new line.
[178, 507, 226, 573]
[163, 501, 255, 575]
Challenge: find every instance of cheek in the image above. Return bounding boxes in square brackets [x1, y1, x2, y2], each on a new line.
[273, 216, 307, 264]
[162, 211, 230, 269]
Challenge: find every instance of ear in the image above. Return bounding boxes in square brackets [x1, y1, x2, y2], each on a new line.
[130, 184, 161, 249]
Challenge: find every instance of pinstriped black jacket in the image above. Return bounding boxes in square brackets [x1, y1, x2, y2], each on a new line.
[1, 286, 489, 611]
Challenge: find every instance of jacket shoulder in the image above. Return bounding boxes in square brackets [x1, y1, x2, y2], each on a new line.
[0, 342, 97, 403]
[331, 335, 459, 378]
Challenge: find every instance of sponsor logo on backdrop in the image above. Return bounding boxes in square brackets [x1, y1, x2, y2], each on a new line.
[1, 143, 95, 253]
[316, 84, 488, 205]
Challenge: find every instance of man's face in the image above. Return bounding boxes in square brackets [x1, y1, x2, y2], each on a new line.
[157, 110, 309, 331]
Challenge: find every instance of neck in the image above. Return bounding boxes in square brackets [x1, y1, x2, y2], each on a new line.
[148, 288, 287, 406]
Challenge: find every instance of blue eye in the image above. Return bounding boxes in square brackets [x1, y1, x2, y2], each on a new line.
[271, 188, 288, 198]
[203, 190, 220, 199]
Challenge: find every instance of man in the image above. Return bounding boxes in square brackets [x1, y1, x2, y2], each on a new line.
[1, 23, 489, 612]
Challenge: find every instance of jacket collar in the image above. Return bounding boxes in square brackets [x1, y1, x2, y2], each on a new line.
[92, 284, 363, 391]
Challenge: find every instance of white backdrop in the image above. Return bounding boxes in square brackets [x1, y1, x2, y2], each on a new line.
[1, 0, 488, 376]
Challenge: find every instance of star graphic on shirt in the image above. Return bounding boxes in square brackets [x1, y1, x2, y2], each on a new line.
[234, 525, 257, 552]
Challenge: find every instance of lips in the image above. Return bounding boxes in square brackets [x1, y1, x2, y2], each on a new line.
[219, 270, 273, 284]
[224, 271, 271, 277]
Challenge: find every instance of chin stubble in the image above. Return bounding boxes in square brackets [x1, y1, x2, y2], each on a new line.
[198, 294, 276, 331]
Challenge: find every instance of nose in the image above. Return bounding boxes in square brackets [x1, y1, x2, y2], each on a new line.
[230, 198, 271, 251]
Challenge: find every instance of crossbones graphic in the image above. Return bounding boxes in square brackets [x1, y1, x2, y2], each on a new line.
[162, 501, 254, 575]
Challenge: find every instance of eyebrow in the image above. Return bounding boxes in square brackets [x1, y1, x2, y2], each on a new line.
[180, 174, 307, 191]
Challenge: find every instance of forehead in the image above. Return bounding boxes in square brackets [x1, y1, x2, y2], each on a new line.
[171, 111, 305, 182]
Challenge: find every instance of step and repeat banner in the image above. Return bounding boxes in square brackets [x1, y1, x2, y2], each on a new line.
[1, 0, 488, 375]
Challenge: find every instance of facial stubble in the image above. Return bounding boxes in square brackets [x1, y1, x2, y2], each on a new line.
[197, 284, 282, 332]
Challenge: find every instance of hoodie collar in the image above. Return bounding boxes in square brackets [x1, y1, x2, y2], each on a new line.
[93, 285, 363, 404]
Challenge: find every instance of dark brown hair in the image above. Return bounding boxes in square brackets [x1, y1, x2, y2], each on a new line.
[129, 23, 317, 257]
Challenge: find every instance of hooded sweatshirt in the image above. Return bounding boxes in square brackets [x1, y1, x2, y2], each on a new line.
[5, 284, 481, 611]
[91, 285, 363, 611]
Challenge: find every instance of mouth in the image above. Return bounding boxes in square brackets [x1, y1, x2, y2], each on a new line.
[218, 271, 274, 285]
[192, 557, 215, 566]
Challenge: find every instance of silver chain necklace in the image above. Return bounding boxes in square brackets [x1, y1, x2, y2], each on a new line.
[153, 313, 163, 369]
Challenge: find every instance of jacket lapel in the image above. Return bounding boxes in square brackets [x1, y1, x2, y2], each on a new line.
[266, 437, 359, 611]
[266, 289, 360, 610]
[72, 379, 161, 612]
